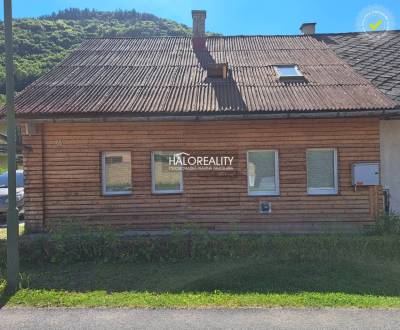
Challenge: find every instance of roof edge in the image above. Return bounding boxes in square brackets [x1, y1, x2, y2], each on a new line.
[8, 109, 400, 124]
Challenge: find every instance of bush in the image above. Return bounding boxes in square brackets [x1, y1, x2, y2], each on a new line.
[2, 224, 400, 267]
[6, 225, 399, 266]
[373, 213, 400, 235]
[49, 225, 118, 263]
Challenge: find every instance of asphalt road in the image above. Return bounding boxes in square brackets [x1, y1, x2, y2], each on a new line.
[1, 308, 400, 330]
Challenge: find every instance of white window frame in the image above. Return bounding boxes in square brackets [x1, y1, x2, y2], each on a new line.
[274, 64, 303, 78]
[151, 151, 184, 194]
[101, 151, 132, 196]
[247, 150, 280, 196]
[306, 148, 338, 195]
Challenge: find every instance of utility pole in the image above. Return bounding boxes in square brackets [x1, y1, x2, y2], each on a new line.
[4, 0, 19, 293]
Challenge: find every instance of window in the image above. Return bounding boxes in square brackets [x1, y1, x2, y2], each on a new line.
[274, 65, 304, 81]
[307, 148, 338, 195]
[102, 151, 132, 195]
[152, 152, 183, 194]
[247, 150, 279, 196]
[107, 156, 123, 164]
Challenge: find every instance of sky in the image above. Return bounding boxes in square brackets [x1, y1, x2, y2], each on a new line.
[1, 0, 399, 35]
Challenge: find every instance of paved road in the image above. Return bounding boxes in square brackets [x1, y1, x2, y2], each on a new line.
[1, 307, 399, 329]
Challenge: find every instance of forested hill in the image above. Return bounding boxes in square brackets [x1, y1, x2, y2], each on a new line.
[0, 8, 206, 105]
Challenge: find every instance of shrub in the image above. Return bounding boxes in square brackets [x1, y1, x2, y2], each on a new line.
[2, 224, 400, 266]
[373, 213, 400, 235]
[49, 225, 119, 263]
[18, 272, 31, 289]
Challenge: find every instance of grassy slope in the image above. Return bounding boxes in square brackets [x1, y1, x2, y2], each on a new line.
[3, 255, 400, 308]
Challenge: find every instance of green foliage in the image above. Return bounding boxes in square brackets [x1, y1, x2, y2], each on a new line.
[3, 226, 400, 309]
[4, 254, 400, 308]
[373, 212, 400, 235]
[0, 277, 5, 297]
[0, 223, 25, 240]
[50, 225, 118, 263]
[18, 272, 31, 289]
[0, 8, 199, 97]
[9, 225, 400, 266]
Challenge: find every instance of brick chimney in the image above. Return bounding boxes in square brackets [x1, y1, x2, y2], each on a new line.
[192, 10, 207, 50]
[300, 23, 316, 35]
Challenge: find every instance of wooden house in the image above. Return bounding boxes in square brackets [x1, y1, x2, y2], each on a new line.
[5, 11, 399, 233]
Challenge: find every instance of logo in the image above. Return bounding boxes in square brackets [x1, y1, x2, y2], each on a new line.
[168, 152, 235, 171]
[356, 5, 395, 41]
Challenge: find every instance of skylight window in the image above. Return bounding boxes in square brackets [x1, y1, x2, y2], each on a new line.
[274, 65, 304, 81]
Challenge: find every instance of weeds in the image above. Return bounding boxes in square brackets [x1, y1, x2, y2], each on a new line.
[0, 225, 395, 265]
[373, 213, 400, 235]
[0, 220, 399, 267]
[19, 273, 31, 289]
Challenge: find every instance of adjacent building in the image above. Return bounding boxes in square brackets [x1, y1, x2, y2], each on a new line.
[317, 30, 400, 214]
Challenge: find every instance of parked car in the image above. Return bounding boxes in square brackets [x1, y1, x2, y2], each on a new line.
[0, 170, 24, 221]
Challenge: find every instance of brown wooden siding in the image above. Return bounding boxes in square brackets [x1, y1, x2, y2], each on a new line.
[22, 117, 382, 233]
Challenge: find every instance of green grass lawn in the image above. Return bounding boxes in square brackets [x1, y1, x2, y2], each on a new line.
[2, 255, 400, 308]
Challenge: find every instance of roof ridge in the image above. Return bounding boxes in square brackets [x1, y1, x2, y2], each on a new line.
[84, 35, 316, 40]
[314, 29, 400, 37]
[84, 30, 400, 40]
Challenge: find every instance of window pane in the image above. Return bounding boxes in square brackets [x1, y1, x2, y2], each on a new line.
[248, 151, 277, 194]
[104, 152, 131, 193]
[307, 150, 335, 189]
[154, 152, 182, 192]
[276, 65, 302, 77]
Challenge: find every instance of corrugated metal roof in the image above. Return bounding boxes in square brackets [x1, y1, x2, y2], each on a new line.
[7, 35, 398, 117]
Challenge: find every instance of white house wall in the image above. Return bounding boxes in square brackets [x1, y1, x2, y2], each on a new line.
[380, 120, 400, 214]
